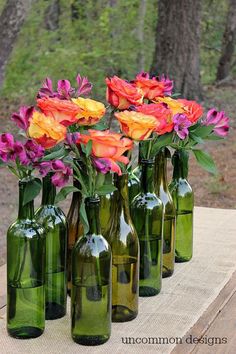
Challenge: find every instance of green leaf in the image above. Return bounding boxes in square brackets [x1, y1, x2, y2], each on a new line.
[95, 184, 117, 196]
[205, 134, 224, 141]
[0, 159, 5, 167]
[93, 121, 108, 131]
[55, 186, 80, 204]
[80, 200, 89, 234]
[190, 125, 214, 138]
[192, 149, 217, 174]
[42, 147, 69, 161]
[189, 133, 204, 145]
[85, 140, 93, 157]
[95, 172, 105, 189]
[151, 133, 173, 155]
[23, 178, 42, 205]
[171, 92, 181, 98]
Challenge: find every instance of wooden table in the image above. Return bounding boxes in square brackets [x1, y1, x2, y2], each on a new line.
[1, 207, 236, 353]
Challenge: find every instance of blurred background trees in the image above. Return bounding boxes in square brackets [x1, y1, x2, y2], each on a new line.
[0, 0, 235, 100]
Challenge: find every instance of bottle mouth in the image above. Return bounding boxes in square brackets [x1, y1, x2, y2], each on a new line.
[140, 158, 155, 164]
[85, 196, 100, 204]
[19, 176, 35, 185]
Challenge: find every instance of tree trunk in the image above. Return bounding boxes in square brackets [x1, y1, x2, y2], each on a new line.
[137, 0, 147, 71]
[0, 0, 34, 88]
[44, 0, 60, 31]
[150, 0, 202, 100]
[216, 0, 236, 81]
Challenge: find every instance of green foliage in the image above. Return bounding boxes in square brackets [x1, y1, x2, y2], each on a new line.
[192, 149, 217, 174]
[23, 178, 42, 205]
[0, 0, 235, 99]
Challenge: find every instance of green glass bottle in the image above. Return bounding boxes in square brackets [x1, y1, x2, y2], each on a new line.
[105, 173, 139, 322]
[67, 176, 83, 296]
[128, 165, 141, 204]
[35, 174, 67, 319]
[131, 159, 163, 296]
[7, 178, 45, 339]
[71, 197, 112, 345]
[100, 173, 114, 236]
[155, 149, 176, 278]
[169, 150, 194, 262]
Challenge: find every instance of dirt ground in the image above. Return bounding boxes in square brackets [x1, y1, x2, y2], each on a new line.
[0, 85, 235, 265]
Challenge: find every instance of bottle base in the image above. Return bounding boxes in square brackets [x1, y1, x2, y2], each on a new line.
[112, 305, 138, 322]
[139, 286, 161, 297]
[46, 302, 66, 320]
[72, 334, 110, 346]
[8, 326, 44, 339]
[162, 269, 174, 278]
[175, 256, 192, 263]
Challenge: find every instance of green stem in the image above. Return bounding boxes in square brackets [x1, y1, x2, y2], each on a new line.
[147, 139, 152, 159]
[72, 162, 89, 196]
[108, 109, 115, 129]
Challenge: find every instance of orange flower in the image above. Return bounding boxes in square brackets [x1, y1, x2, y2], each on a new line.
[28, 111, 66, 149]
[177, 99, 203, 123]
[78, 130, 133, 175]
[137, 103, 174, 135]
[37, 97, 80, 127]
[72, 97, 105, 126]
[154, 96, 185, 116]
[115, 110, 157, 140]
[106, 76, 143, 110]
[135, 72, 165, 100]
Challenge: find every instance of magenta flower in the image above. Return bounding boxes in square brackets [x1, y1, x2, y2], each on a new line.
[0, 133, 17, 162]
[11, 106, 34, 130]
[158, 74, 173, 96]
[36, 161, 52, 177]
[65, 132, 80, 146]
[76, 74, 93, 96]
[203, 108, 230, 137]
[173, 114, 192, 140]
[57, 79, 75, 99]
[37, 77, 56, 98]
[51, 160, 72, 187]
[92, 157, 112, 174]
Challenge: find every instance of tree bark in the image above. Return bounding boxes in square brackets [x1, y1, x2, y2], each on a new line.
[216, 0, 236, 81]
[0, 0, 34, 88]
[137, 0, 147, 71]
[44, 0, 60, 31]
[150, 0, 202, 100]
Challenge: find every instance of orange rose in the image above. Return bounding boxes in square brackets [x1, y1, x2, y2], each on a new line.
[106, 76, 143, 110]
[72, 97, 105, 126]
[78, 130, 133, 175]
[135, 72, 165, 100]
[37, 97, 80, 127]
[154, 96, 185, 116]
[177, 99, 203, 123]
[137, 103, 174, 135]
[28, 111, 66, 149]
[115, 110, 158, 140]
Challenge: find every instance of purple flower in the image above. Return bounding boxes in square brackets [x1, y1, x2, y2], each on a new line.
[173, 114, 192, 140]
[0, 133, 16, 162]
[37, 77, 56, 98]
[92, 157, 112, 174]
[65, 132, 80, 146]
[158, 74, 174, 96]
[11, 106, 34, 131]
[203, 108, 230, 137]
[51, 160, 72, 187]
[36, 161, 52, 177]
[76, 74, 93, 96]
[14, 141, 28, 164]
[57, 79, 75, 99]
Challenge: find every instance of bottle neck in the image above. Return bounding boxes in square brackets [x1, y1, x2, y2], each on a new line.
[114, 173, 130, 215]
[140, 159, 155, 193]
[85, 197, 101, 235]
[18, 179, 34, 220]
[172, 150, 189, 180]
[41, 174, 56, 205]
[155, 149, 168, 189]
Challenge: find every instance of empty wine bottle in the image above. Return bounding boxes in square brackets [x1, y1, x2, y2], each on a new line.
[71, 197, 112, 345]
[155, 148, 176, 278]
[105, 173, 139, 322]
[7, 178, 45, 338]
[131, 158, 163, 296]
[35, 174, 67, 319]
[169, 150, 194, 262]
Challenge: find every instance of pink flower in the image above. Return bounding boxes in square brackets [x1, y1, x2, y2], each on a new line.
[203, 108, 230, 137]
[11, 106, 34, 130]
[76, 74, 93, 96]
[37, 161, 52, 177]
[158, 74, 173, 96]
[65, 132, 80, 146]
[173, 114, 191, 140]
[51, 160, 72, 187]
[57, 79, 75, 99]
[0, 133, 17, 162]
[37, 77, 56, 98]
[92, 157, 112, 174]
[23, 140, 44, 165]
